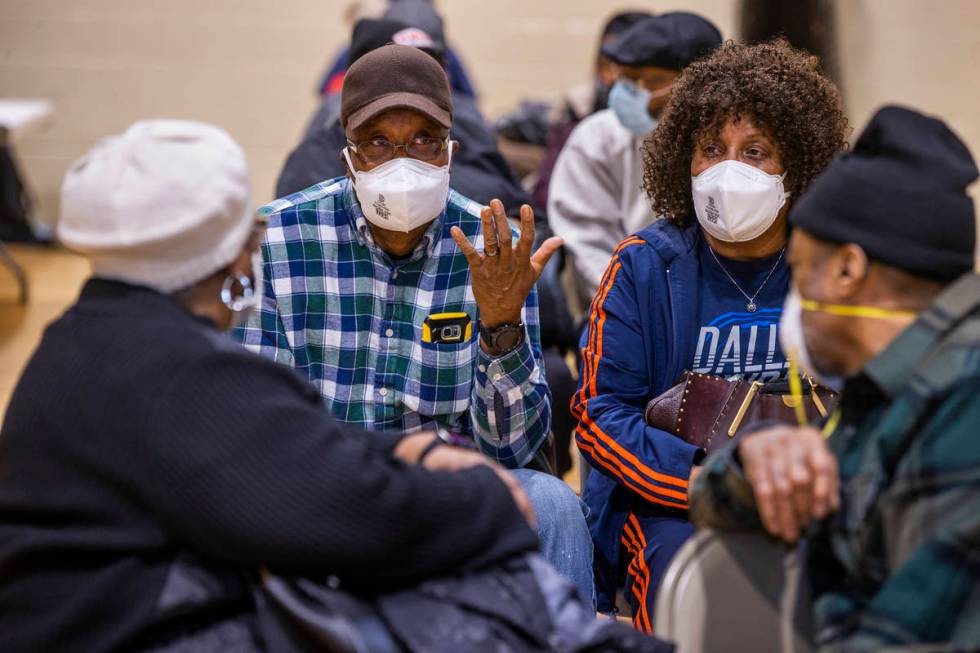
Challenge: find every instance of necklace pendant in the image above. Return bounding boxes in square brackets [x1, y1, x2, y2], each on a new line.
[746, 302, 758, 313]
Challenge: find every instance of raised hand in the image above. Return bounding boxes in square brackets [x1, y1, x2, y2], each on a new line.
[449, 199, 563, 331]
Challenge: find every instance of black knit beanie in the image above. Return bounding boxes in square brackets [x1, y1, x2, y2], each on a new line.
[790, 105, 977, 280]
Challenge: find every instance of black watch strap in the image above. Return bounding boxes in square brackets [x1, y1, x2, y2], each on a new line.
[478, 321, 525, 356]
[416, 436, 444, 465]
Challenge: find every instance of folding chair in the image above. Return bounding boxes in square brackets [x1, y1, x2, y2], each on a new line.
[654, 529, 814, 653]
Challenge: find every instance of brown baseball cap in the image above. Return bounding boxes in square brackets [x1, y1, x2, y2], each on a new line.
[341, 44, 453, 133]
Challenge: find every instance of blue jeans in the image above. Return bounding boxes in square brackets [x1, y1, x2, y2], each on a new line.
[511, 468, 595, 605]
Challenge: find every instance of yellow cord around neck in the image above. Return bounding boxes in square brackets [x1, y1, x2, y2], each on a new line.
[787, 355, 809, 427]
[788, 353, 841, 439]
[799, 299, 918, 321]
[820, 409, 842, 439]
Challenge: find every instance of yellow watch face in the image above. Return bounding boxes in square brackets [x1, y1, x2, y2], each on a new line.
[421, 312, 473, 344]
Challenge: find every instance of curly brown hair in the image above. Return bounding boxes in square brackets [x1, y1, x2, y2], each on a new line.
[643, 38, 850, 226]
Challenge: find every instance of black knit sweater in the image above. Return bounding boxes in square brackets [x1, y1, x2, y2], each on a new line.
[0, 279, 537, 652]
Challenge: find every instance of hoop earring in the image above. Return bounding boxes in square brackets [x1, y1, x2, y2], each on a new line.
[220, 274, 254, 312]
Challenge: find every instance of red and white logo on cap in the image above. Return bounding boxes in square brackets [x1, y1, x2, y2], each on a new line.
[392, 27, 435, 50]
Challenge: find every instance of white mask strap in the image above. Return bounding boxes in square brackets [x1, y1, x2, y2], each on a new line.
[342, 147, 358, 179]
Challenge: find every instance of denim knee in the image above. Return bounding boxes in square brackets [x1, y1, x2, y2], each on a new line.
[511, 469, 587, 530]
[510, 468, 595, 604]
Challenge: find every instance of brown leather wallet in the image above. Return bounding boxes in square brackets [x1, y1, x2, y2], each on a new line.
[644, 371, 838, 455]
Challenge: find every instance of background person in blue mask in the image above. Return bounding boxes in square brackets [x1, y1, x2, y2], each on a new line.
[570, 39, 850, 631]
[548, 12, 722, 310]
[529, 9, 651, 214]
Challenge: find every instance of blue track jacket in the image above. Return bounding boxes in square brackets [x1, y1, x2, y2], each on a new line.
[572, 219, 706, 572]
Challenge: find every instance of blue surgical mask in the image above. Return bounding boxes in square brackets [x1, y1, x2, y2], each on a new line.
[608, 79, 658, 136]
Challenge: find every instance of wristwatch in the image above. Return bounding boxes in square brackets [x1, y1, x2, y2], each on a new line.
[478, 321, 525, 356]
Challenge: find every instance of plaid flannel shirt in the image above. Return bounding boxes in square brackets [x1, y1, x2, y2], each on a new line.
[232, 177, 551, 468]
[691, 273, 980, 651]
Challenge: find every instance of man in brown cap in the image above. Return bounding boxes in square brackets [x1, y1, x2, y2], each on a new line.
[235, 44, 595, 602]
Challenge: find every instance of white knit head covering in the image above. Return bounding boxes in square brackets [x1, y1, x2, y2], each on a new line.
[58, 120, 255, 293]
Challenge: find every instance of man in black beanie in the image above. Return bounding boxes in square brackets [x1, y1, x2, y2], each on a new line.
[690, 105, 980, 649]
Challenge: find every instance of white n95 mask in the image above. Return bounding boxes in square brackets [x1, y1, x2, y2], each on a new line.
[343, 146, 452, 232]
[691, 160, 789, 242]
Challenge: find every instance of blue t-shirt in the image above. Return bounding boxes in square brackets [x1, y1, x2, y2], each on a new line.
[691, 239, 791, 382]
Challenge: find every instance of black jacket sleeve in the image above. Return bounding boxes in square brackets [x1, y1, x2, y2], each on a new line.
[139, 348, 538, 590]
[275, 126, 348, 198]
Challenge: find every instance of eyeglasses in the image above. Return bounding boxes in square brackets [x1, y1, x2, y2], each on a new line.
[346, 135, 450, 165]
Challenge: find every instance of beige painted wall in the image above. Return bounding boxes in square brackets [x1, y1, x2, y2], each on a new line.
[0, 1, 734, 225]
[1, 0, 978, 239]
[837, 0, 980, 153]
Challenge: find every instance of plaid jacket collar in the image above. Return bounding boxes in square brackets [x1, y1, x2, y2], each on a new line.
[862, 272, 980, 398]
[861, 320, 932, 400]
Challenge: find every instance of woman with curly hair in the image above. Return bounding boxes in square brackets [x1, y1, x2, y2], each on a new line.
[570, 38, 849, 630]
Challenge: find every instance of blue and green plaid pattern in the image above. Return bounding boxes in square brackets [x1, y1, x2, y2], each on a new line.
[232, 176, 551, 468]
[691, 273, 980, 650]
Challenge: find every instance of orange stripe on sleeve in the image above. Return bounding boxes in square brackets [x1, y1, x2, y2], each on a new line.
[615, 236, 646, 253]
[588, 260, 622, 398]
[572, 236, 644, 420]
[572, 269, 618, 420]
[590, 236, 642, 354]
[581, 409, 689, 491]
[575, 424, 689, 510]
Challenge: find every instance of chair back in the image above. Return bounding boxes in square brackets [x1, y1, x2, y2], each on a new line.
[653, 529, 814, 653]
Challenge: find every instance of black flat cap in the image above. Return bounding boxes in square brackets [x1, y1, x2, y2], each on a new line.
[790, 105, 978, 281]
[601, 12, 722, 70]
[342, 44, 452, 132]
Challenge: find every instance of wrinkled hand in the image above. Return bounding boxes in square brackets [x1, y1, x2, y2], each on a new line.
[422, 442, 492, 473]
[450, 199, 563, 329]
[739, 426, 840, 542]
[393, 433, 536, 527]
[426, 447, 536, 528]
